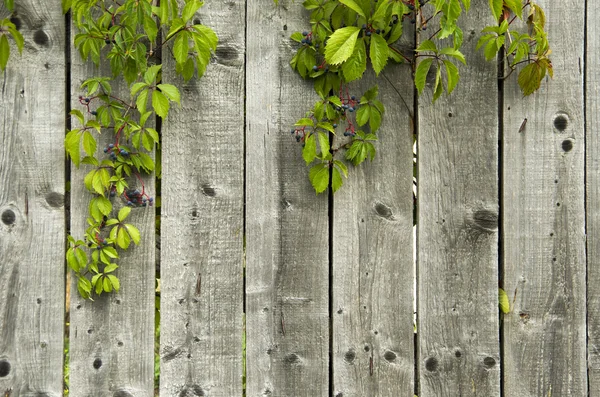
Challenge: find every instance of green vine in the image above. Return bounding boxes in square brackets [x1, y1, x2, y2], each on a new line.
[287, 0, 551, 193]
[58, 0, 216, 299]
[0, 0, 23, 70]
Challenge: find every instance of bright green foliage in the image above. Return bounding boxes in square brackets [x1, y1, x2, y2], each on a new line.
[287, 0, 550, 194]
[0, 15, 24, 71]
[63, 0, 217, 299]
[498, 287, 510, 314]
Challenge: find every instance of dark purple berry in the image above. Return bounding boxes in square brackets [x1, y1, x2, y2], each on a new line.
[312, 65, 318, 71]
[333, 123, 337, 128]
[366, 31, 372, 36]
[302, 31, 308, 36]
[351, 95, 356, 100]
[91, 111, 97, 116]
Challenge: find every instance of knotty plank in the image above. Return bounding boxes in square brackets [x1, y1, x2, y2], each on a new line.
[417, 4, 500, 396]
[588, 1, 600, 394]
[502, 1, 587, 395]
[159, 1, 245, 396]
[0, 1, 66, 395]
[331, 41, 414, 397]
[68, 17, 155, 397]
[245, 2, 330, 396]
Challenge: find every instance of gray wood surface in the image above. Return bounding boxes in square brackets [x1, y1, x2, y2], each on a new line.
[68, 17, 155, 397]
[502, 0, 587, 395]
[0, 2, 66, 395]
[245, 1, 330, 396]
[417, 4, 500, 396]
[588, 0, 600, 393]
[331, 42, 414, 397]
[159, 1, 245, 395]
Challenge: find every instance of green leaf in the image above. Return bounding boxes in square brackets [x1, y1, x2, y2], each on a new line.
[341, 38, 367, 82]
[191, 24, 218, 51]
[295, 118, 314, 127]
[157, 84, 181, 105]
[152, 90, 170, 118]
[318, 132, 330, 156]
[331, 167, 343, 193]
[415, 58, 434, 94]
[518, 62, 543, 96]
[167, 18, 185, 40]
[65, 129, 82, 167]
[339, 0, 366, 18]
[433, 66, 443, 102]
[62, 0, 71, 13]
[324, 26, 361, 65]
[173, 31, 190, 65]
[144, 64, 162, 85]
[182, 0, 203, 23]
[143, 15, 158, 42]
[369, 33, 389, 75]
[489, 0, 503, 21]
[125, 224, 141, 245]
[82, 131, 96, 156]
[116, 226, 131, 249]
[334, 160, 348, 177]
[369, 106, 382, 132]
[303, 133, 317, 164]
[308, 163, 330, 194]
[0, 34, 9, 71]
[505, 0, 522, 19]
[136, 89, 149, 113]
[107, 275, 120, 292]
[118, 206, 131, 222]
[416, 40, 437, 53]
[443, 60, 459, 94]
[440, 47, 466, 64]
[499, 288, 510, 314]
[356, 104, 370, 126]
[361, 85, 379, 102]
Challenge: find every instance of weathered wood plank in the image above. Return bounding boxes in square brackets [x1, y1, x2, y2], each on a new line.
[245, 2, 330, 396]
[0, 1, 66, 395]
[159, 1, 245, 396]
[68, 18, 155, 397]
[417, 4, 500, 396]
[331, 42, 414, 397]
[588, 0, 600, 393]
[502, 1, 587, 395]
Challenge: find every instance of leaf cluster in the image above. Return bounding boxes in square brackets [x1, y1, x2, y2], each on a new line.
[286, 0, 551, 194]
[62, 0, 217, 299]
[0, 0, 23, 71]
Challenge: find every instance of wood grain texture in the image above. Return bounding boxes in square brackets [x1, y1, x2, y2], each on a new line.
[68, 20, 155, 397]
[159, 1, 245, 396]
[502, 1, 587, 395]
[331, 36, 414, 397]
[417, 4, 500, 396]
[588, 0, 600, 394]
[0, 2, 66, 395]
[245, 2, 330, 396]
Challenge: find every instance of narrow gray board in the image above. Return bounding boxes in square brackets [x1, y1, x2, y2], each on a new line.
[0, 2, 66, 395]
[502, 0, 587, 395]
[159, 1, 245, 395]
[245, 1, 330, 396]
[417, 4, 500, 396]
[588, 0, 600, 393]
[331, 33, 415, 397]
[68, 13, 155, 397]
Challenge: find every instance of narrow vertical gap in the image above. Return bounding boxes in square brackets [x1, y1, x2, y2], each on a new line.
[64, 8, 72, 397]
[497, 43, 505, 397]
[154, 20, 163, 396]
[583, 0, 590, 395]
[328, 163, 334, 397]
[242, 0, 248, 395]
[413, 15, 420, 397]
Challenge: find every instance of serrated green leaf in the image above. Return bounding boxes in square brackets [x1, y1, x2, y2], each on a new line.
[125, 224, 141, 245]
[157, 84, 181, 105]
[144, 64, 162, 85]
[443, 60, 459, 94]
[369, 33, 388, 75]
[116, 226, 131, 249]
[96, 196, 112, 215]
[65, 129, 82, 167]
[369, 107, 382, 132]
[505, 0, 522, 19]
[440, 47, 466, 64]
[518, 62, 543, 96]
[82, 131, 96, 156]
[295, 118, 314, 127]
[107, 275, 120, 292]
[334, 160, 348, 177]
[416, 40, 437, 53]
[0, 34, 9, 71]
[339, 0, 366, 18]
[331, 167, 343, 193]
[173, 31, 190, 65]
[325, 26, 361, 65]
[318, 131, 330, 156]
[303, 133, 317, 164]
[432, 66, 443, 102]
[182, 0, 203, 23]
[361, 85, 379, 102]
[191, 24, 218, 51]
[341, 38, 367, 82]
[309, 163, 330, 194]
[136, 89, 149, 113]
[415, 58, 434, 94]
[118, 206, 131, 222]
[356, 104, 370, 126]
[152, 90, 170, 118]
[489, 0, 502, 21]
[499, 288, 510, 313]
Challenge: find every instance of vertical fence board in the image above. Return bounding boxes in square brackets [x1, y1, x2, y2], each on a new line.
[417, 4, 500, 396]
[502, 1, 587, 395]
[331, 38, 414, 396]
[245, 2, 330, 396]
[587, 0, 600, 393]
[68, 23, 155, 397]
[0, 2, 65, 395]
[159, 1, 245, 396]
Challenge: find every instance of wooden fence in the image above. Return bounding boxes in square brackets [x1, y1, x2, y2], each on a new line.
[0, 0, 596, 396]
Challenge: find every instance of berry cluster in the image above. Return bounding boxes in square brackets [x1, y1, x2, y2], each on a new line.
[300, 31, 314, 46]
[123, 188, 153, 207]
[103, 143, 129, 160]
